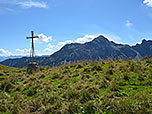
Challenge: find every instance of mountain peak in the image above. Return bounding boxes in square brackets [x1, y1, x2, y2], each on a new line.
[141, 39, 152, 44]
[96, 35, 108, 40]
[142, 39, 147, 44]
[92, 35, 109, 43]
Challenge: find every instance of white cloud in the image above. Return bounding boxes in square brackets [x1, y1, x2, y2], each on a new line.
[44, 43, 54, 52]
[143, 0, 152, 7]
[16, 48, 30, 56]
[56, 40, 74, 50]
[35, 33, 52, 43]
[75, 34, 121, 44]
[58, 40, 74, 46]
[55, 35, 99, 50]
[4, 8, 14, 12]
[0, 49, 13, 56]
[137, 41, 142, 45]
[0, 0, 15, 4]
[0, 0, 47, 9]
[75, 35, 98, 44]
[56, 34, 121, 49]
[16, 1, 47, 8]
[125, 20, 133, 28]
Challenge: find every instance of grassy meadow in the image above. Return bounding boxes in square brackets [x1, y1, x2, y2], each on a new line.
[0, 57, 152, 114]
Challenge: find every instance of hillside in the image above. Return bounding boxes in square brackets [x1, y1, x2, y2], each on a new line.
[0, 35, 152, 68]
[0, 57, 152, 113]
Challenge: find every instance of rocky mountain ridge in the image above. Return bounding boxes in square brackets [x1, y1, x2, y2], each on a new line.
[0, 35, 152, 68]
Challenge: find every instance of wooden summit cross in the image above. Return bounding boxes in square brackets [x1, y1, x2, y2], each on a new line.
[26, 31, 39, 73]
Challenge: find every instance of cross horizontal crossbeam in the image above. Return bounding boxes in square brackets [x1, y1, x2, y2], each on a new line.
[26, 36, 39, 39]
[26, 31, 39, 39]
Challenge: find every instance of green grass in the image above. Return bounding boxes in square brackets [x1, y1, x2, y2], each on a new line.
[0, 57, 152, 114]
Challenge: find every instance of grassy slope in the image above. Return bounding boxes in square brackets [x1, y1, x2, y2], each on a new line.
[0, 58, 152, 114]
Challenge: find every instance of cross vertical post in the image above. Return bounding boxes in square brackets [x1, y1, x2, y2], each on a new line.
[26, 31, 39, 73]
[26, 31, 39, 63]
[31, 31, 34, 63]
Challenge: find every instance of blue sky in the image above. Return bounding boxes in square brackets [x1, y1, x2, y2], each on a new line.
[0, 0, 152, 56]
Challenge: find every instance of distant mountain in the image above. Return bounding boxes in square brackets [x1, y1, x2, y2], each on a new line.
[0, 56, 22, 62]
[132, 39, 152, 57]
[0, 56, 6, 62]
[0, 35, 152, 68]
